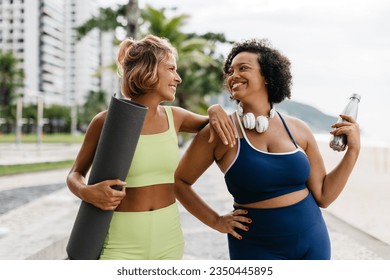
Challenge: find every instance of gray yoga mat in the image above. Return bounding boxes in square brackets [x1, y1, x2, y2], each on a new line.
[66, 96, 147, 260]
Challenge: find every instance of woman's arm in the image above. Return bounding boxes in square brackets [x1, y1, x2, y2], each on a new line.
[300, 114, 360, 208]
[174, 125, 249, 240]
[66, 111, 126, 210]
[171, 105, 237, 147]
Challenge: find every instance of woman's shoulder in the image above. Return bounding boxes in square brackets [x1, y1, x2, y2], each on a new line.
[167, 105, 184, 114]
[94, 110, 108, 118]
[278, 112, 312, 132]
[277, 112, 315, 147]
[87, 110, 108, 132]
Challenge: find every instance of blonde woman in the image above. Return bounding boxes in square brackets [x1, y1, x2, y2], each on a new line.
[67, 34, 234, 260]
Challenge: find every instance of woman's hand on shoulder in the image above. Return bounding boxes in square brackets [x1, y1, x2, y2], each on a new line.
[81, 179, 126, 211]
[208, 104, 237, 147]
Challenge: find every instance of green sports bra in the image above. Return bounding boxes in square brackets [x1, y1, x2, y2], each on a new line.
[125, 106, 179, 187]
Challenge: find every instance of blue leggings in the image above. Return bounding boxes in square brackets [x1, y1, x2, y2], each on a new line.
[228, 192, 331, 260]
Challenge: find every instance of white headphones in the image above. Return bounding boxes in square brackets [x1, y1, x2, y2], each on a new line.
[238, 103, 276, 133]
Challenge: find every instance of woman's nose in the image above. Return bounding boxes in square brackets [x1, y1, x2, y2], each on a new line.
[175, 73, 182, 84]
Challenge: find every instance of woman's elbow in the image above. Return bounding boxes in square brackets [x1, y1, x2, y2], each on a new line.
[315, 196, 332, 209]
[174, 175, 190, 196]
[317, 201, 331, 209]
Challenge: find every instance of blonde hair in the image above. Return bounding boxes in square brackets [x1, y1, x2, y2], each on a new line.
[117, 34, 177, 99]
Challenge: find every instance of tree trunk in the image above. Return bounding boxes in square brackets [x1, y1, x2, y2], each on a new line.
[0, 87, 11, 107]
[126, 0, 139, 39]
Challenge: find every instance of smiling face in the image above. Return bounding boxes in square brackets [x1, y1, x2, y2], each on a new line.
[226, 51, 267, 102]
[155, 54, 182, 102]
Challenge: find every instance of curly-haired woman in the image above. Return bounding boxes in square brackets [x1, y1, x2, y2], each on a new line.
[174, 38, 361, 260]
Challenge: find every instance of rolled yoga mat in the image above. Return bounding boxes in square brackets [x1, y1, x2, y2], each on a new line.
[66, 96, 147, 260]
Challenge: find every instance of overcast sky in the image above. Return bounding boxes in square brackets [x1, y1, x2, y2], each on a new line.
[99, 0, 390, 143]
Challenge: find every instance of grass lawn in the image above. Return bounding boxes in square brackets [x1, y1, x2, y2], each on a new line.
[0, 160, 74, 176]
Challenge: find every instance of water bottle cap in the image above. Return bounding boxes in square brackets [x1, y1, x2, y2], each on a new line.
[350, 93, 361, 101]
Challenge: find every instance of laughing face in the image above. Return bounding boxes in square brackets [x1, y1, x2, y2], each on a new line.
[155, 54, 182, 102]
[226, 52, 267, 101]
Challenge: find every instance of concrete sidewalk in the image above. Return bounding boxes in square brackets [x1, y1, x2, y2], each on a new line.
[0, 143, 390, 260]
[0, 143, 80, 165]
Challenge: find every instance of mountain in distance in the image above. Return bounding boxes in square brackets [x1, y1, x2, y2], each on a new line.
[276, 100, 336, 134]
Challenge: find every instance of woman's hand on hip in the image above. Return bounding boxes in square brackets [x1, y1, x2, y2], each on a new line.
[215, 209, 251, 240]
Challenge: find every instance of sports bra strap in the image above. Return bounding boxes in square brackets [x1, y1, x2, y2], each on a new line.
[230, 113, 240, 136]
[277, 112, 298, 148]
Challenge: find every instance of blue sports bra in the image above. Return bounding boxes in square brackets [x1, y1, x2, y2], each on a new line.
[224, 111, 310, 204]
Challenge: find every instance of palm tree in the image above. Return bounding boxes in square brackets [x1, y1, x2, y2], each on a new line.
[75, 2, 136, 40]
[141, 6, 233, 110]
[0, 51, 24, 130]
[76, 3, 232, 112]
[126, 0, 139, 38]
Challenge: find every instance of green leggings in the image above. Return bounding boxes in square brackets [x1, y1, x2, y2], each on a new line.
[99, 202, 184, 260]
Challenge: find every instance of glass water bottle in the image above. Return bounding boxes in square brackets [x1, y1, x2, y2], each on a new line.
[329, 93, 361, 151]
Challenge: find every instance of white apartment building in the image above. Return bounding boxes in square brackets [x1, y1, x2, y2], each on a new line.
[0, 0, 119, 106]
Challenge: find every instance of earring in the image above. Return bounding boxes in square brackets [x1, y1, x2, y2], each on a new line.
[238, 103, 275, 133]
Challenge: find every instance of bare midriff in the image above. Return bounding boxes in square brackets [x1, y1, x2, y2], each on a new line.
[115, 184, 175, 212]
[234, 188, 310, 209]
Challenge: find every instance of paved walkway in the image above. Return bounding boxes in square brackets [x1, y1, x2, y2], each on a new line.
[0, 143, 80, 165]
[0, 143, 390, 260]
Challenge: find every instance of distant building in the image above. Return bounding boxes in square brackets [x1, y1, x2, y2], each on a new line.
[0, 0, 119, 106]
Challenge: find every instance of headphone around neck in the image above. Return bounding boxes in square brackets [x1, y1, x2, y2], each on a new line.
[237, 103, 275, 133]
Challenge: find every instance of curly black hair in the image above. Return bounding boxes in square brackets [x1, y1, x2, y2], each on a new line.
[223, 38, 292, 104]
